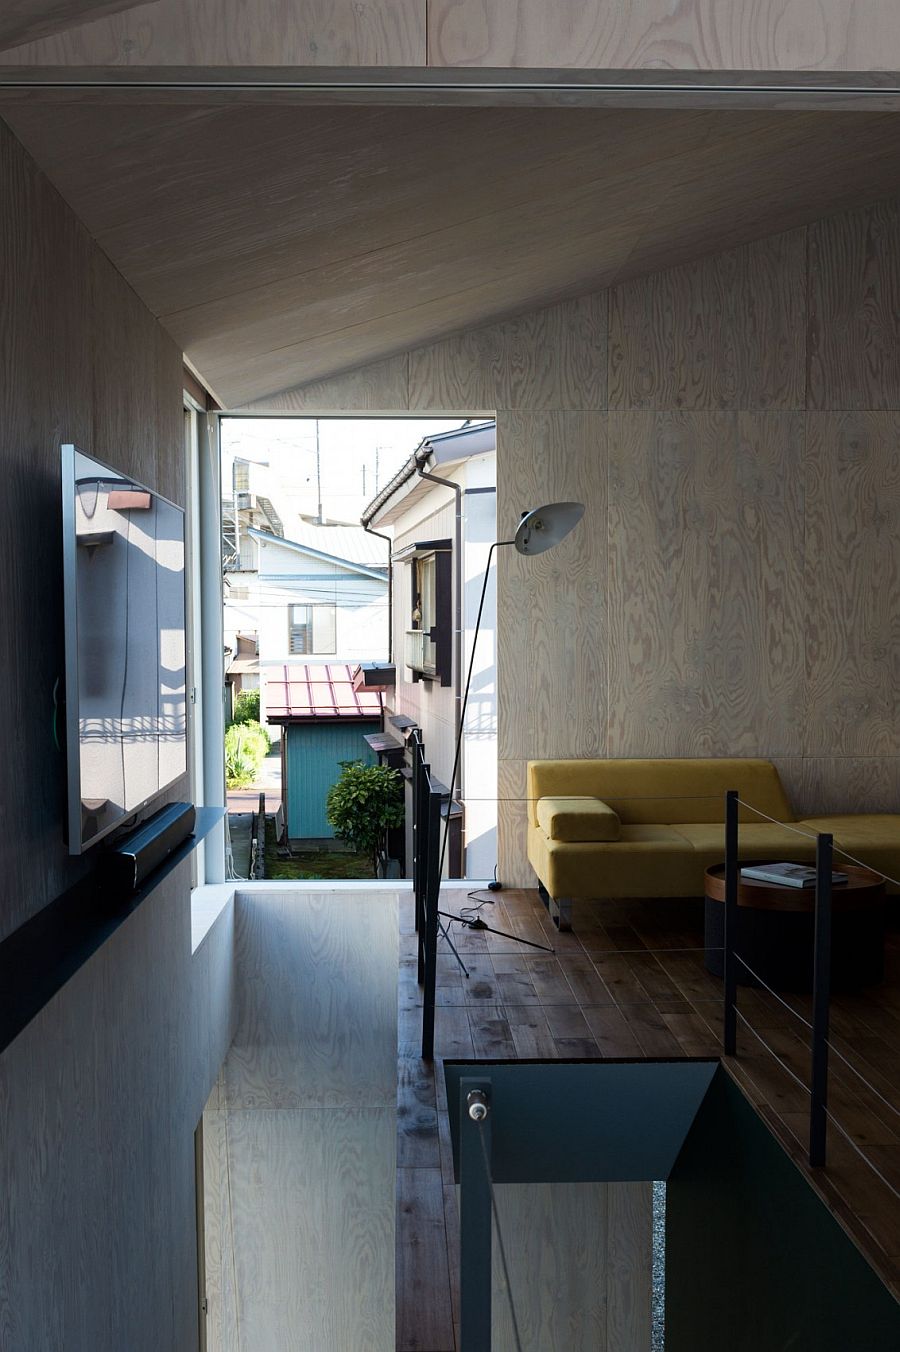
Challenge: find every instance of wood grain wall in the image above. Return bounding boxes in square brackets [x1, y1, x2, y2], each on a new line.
[0, 872, 235, 1352]
[4, 0, 900, 70]
[241, 193, 900, 887]
[490, 1181, 652, 1351]
[204, 888, 397, 1350]
[0, 113, 187, 941]
[425, 1, 900, 73]
[0, 112, 229, 1352]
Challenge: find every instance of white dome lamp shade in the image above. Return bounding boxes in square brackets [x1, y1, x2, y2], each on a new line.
[513, 501, 585, 555]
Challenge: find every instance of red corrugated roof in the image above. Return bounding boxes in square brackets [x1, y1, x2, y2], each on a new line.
[266, 663, 383, 721]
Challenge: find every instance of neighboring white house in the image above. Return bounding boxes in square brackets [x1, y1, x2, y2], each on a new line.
[251, 523, 389, 721]
[361, 420, 497, 881]
[222, 455, 285, 705]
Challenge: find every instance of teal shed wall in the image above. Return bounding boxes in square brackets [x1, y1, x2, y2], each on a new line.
[285, 721, 380, 838]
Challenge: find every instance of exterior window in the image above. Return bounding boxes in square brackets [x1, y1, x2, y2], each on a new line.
[406, 546, 452, 685]
[289, 603, 336, 655]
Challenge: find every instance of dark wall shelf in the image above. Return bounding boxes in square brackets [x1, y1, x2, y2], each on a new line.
[0, 806, 223, 1057]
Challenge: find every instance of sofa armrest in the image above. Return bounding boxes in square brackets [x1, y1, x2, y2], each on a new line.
[536, 796, 621, 843]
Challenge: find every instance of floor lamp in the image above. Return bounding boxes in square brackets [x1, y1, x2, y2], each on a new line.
[437, 501, 585, 952]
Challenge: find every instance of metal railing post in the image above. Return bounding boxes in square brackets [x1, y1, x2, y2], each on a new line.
[459, 1077, 493, 1352]
[421, 778, 441, 1060]
[412, 734, 426, 984]
[810, 831, 833, 1168]
[723, 788, 739, 1056]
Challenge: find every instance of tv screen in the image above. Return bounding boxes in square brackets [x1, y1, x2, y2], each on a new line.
[61, 444, 187, 854]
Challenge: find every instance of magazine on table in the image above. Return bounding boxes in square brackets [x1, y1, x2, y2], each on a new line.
[739, 862, 849, 888]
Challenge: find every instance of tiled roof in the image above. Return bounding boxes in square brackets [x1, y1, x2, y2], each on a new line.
[266, 663, 383, 720]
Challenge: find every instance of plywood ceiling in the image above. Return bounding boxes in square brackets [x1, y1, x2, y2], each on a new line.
[5, 102, 900, 405]
[0, 1, 150, 51]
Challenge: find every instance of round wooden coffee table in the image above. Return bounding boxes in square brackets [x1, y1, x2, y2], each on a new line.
[704, 861, 886, 993]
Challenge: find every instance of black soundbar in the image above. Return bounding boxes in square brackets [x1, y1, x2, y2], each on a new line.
[101, 801, 196, 892]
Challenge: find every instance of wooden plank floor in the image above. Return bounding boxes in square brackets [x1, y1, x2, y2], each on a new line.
[396, 887, 900, 1351]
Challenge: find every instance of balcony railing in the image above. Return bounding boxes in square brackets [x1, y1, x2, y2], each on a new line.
[406, 627, 437, 678]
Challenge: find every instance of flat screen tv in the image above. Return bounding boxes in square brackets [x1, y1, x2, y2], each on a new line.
[61, 444, 187, 854]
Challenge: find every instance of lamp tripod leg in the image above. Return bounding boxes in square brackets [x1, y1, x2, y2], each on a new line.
[438, 913, 470, 978]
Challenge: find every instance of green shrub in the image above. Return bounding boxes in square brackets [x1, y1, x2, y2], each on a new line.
[232, 688, 261, 725]
[225, 721, 268, 787]
[325, 760, 405, 876]
[243, 717, 272, 753]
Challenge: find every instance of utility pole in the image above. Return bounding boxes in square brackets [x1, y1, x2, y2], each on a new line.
[315, 418, 323, 524]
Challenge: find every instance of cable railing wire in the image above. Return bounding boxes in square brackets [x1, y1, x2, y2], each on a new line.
[736, 797, 900, 889]
[733, 1008, 812, 1098]
[824, 1110, 900, 1205]
[435, 917, 722, 959]
[424, 773, 900, 1221]
[477, 1121, 524, 1352]
[736, 999, 900, 1208]
[824, 1039, 900, 1123]
[733, 952, 814, 1030]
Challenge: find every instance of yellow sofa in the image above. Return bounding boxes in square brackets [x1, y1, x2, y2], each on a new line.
[526, 758, 900, 930]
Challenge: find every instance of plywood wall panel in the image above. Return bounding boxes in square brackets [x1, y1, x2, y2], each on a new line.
[0, 0, 148, 51]
[9, 98, 900, 408]
[489, 1181, 651, 1352]
[607, 1181, 653, 1352]
[497, 411, 607, 766]
[0, 121, 96, 940]
[245, 354, 410, 412]
[90, 249, 164, 479]
[609, 230, 806, 411]
[224, 1106, 395, 1351]
[215, 888, 398, 1351]
[492, 1182, 608, 1351]
[246, 200, 900, 870]
[808, 199, 900, 411]
[774, 756, 900, 818]
[804, 412, 900, 756]
[201, 1106, 241, 1352]
[607, 412, 807, 758]
[2, 0, 426, 65]
[497, 757, 530, 888]
[0, 865, 234, 1352]
[155, 320, 186, 501]
[409, 293, 606, 413]
[426, 0, 900, 72]
[228, 889, 398, 1108]
[0, 108, 225, 1352]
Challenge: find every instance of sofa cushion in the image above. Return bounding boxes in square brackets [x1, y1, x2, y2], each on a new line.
[528, 823, 699, 899]
[671, 822, 817, 873]
[527, 759, 794, 827]
[798, 816, 900, 894]
[536, 796, 620, 842]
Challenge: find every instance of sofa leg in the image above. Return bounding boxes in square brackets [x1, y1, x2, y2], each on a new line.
[549, 895, 572, 932]
[537, 881, 550, 908]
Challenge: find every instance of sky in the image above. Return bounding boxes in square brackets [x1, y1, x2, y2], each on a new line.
[220, 415, 468, 528]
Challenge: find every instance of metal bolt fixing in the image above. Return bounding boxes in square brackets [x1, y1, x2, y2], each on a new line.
[467, 1088, 489, 1121]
